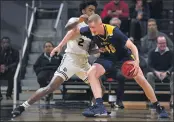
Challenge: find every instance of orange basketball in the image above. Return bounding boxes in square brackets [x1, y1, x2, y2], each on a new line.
[121, 61, 138, 79]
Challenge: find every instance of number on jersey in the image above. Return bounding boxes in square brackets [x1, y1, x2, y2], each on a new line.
[78, 38, 84, 46]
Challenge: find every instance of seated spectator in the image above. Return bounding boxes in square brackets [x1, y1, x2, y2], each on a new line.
[0, 37, 19, 100]
[141, 19, 174, 59]
[129, 0, 150, 49]
[147, 0, 163, 19]
[100, 0, 129, 33]
[33, 41, 62, 100]
[147, 36, 174, 108]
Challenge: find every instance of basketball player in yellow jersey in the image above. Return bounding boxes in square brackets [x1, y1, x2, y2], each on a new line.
[81, 14, 169, 118]
[58, 14, 169, 118]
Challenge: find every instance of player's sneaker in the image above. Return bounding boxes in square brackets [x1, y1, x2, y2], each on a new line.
[156, 106, 169, 118]
[11, 105, 25, 117]
[82, 104, 108, 117]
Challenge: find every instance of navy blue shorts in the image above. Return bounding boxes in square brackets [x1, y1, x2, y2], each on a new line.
[94, 56, 134, 73]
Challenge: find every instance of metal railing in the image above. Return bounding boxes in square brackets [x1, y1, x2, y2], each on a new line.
[54, 3, 64, 31]
[13, 1, 36, 109]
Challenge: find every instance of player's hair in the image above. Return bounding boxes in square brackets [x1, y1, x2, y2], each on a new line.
[43, 41, 54, 48]
[88, 14, 102, 23]
[148, 18, 157, 24]
[79, 0, 98, 13]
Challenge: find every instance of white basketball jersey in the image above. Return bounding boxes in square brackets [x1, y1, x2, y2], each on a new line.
[65, 17, 92, 55]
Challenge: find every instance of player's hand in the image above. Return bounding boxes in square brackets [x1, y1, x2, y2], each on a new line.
[79, 14, 89, 23]
[128, 60, 139, 77]
[50, 45, 62, 57]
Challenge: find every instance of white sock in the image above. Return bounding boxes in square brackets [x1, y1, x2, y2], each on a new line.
[21, 101, 30, 109]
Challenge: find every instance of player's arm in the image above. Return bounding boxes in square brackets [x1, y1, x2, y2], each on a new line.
[88, 41, 100, 55]
[65, 15, 88, 31]
[125, 39, 140, 64]
[50, 28, 80, 56]
[114, 28, 140, 64]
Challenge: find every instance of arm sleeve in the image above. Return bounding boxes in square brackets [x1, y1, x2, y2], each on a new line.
[164, 34, 174, 51]
[8, 49, 19, 70]
[113, 28, 128, 46]
[80, 26, 92, 38]
[33, 56, 42, 75]
[168, 51, 174, 73]
[147, 50, 156, 72]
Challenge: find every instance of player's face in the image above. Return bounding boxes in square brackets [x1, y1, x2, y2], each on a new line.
[44, 43, 54, 53]
[84, 5, 96, 16]
[89, 21, 103, 34]
[157, 37, 167, 51]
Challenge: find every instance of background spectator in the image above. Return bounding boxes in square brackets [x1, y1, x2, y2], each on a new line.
[129, 0, 150, 50]
[110, 17, 122, 28]
[147, 36, 174, 108]
[33, 41, 62, 88]
[147, 0, 163, 19]
[141, 19, 173, 59]
[33, 41, 62, 100]
[0, 37, 19, 100]
[100, 0, 129, 33]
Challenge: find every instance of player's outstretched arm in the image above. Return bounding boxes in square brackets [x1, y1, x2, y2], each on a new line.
[50, 28, 80, 57]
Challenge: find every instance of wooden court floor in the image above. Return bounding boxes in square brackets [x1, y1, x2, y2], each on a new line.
[1, 100, 173, 122]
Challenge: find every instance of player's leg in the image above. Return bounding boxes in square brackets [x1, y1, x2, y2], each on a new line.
[12, 75, 64, 117]
[76, 70, 105, 105]
[133, 67, 169, 118]
[82, 59, 113, 117]
[82, 63, 107, 117]
[11, 54, 76, 117]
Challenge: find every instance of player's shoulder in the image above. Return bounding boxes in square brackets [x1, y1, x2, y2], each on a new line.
[104, 24, 116, 36]
[80, 26, 93, 39]
[67, 17, 79, 23]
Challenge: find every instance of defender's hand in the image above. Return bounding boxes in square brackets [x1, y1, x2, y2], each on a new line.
[50, 46, 62, 57]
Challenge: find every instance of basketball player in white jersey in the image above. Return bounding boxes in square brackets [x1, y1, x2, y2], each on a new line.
[12, 0, 102, 117]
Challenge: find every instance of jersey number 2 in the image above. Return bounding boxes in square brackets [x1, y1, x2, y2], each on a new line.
[78, 38, 84, 46]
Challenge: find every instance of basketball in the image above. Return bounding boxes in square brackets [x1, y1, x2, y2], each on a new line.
[121, 61, 138, 79]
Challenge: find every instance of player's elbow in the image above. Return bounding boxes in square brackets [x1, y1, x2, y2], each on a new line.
[126, 39, 137, 51]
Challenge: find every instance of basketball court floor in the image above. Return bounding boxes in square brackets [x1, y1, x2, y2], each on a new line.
[1, 99, 173, 121]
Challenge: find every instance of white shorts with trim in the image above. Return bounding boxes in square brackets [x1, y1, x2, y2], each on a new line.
[54, 53, 91, 83]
